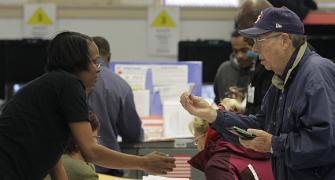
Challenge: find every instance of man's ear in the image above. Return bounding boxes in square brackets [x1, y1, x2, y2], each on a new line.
[282, 33, 291, 49]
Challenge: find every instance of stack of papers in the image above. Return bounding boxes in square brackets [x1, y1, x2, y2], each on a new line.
[141, 116, 164, 141]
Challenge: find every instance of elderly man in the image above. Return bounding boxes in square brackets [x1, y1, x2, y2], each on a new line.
[180, 7, 335, 179]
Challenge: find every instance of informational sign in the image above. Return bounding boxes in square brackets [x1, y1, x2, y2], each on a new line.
[115, 64, 149, 90]
[147, 7, 180, 56]
[23, 3, 56, 39]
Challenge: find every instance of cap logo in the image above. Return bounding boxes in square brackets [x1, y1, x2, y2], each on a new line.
[255, 11, 263, 24]
[275, 23, 282, 28]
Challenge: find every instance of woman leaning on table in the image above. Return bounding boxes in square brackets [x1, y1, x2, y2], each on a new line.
[0, 31, 175, 180]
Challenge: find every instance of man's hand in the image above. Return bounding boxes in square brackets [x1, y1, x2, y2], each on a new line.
[239, 129, 272, 153]
[141, 151, 176, 175]
[180, 91, 217, 123]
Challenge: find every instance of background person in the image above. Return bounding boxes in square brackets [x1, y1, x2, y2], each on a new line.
[214, 31, 256, 105]
[88, 36, 144, 177]
[235, 0, 274, 115]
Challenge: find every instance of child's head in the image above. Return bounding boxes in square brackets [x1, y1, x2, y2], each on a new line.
[219, 98, 243, 113]
[189, 117, 208, 151]
[189, 98, 243, 151]
[64, 111, 100, 154]
[88, 111, 101, 144]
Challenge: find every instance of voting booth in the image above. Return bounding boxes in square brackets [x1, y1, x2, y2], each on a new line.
[110, 61, 204, 179]
[110, 61, 202, 139]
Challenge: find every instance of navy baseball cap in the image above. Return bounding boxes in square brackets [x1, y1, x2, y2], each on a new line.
[239, 7, 304, 38]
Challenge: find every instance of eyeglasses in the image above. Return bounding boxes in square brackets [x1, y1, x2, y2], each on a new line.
[93, 135, 101, 140]
[95, 63, 101, 70]
[192, 134, 205, 146]
[94, 63, 101, 73]
[253, 33, 283, 48]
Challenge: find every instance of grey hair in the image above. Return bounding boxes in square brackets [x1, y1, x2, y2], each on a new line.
[289, 34, 307, 48]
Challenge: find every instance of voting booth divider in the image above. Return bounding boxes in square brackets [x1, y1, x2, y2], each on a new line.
[110, 61, 205, 179]
[110, 61, 202, 140]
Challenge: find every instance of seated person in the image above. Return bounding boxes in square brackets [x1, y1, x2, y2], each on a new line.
[45, 111, 100, 180]
[217, 97, 244, 113]
[188, 98, 274, 180]
[62, 111, 100, 180]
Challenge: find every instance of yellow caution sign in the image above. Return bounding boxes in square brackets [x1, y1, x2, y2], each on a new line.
[151, 10, 176, 27]
[27, 7, 53, 25]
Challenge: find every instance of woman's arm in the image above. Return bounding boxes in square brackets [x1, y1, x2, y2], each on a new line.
[49, 158, 68, 180]
[69, 121, 175, 175]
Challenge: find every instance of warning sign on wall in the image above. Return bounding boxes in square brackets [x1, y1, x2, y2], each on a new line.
[147, 7, 180, 56]
[151, 10, 176, 28]
[23, 3, 56, 39]
[27, 7, 53, 25]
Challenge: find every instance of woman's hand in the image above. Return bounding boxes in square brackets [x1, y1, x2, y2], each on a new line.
[141, 151, 176, 175]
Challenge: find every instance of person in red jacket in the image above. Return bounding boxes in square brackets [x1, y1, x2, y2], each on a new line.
[188, 98, 274, 180]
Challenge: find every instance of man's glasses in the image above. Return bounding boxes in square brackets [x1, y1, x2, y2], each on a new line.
[95, 63, 101, 73]
[192, 134, 205, 146]
[95, 63, 101, 70]
[253, 33, 283, 48]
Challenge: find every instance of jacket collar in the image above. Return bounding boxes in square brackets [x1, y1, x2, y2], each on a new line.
[272, 42, 308, 90]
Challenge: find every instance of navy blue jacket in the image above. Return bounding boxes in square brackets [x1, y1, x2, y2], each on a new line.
[212, 45, 335, 179]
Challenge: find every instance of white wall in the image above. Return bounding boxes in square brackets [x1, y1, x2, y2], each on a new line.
[0, 18, 234, 61]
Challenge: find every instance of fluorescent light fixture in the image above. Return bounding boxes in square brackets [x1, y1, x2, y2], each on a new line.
[164, 0, 239, 7]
